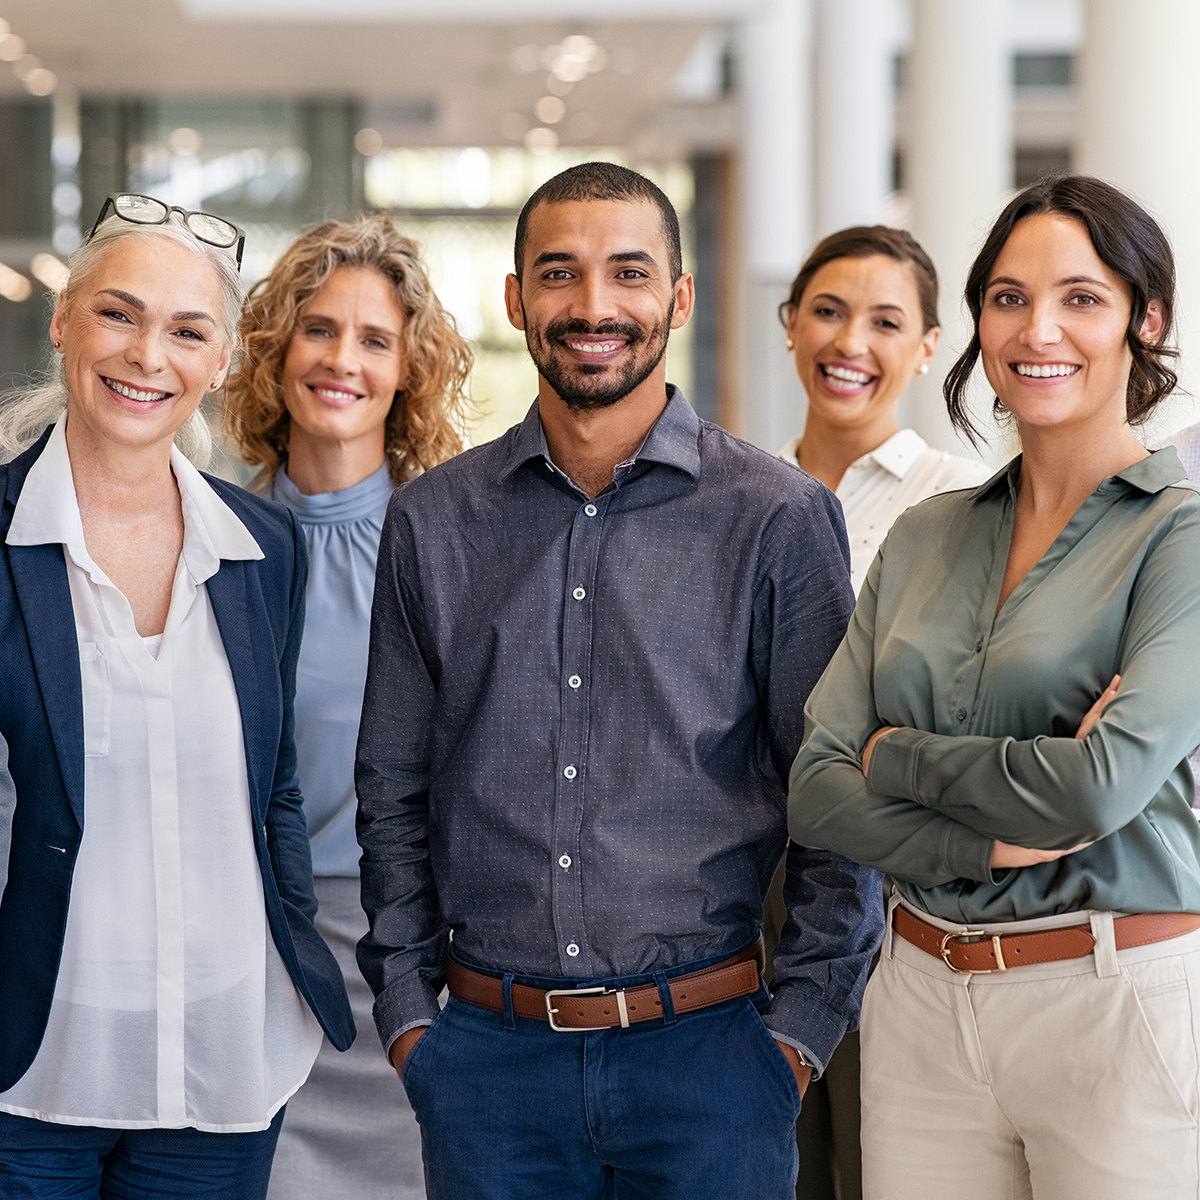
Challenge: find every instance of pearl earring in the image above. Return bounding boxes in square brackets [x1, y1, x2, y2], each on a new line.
[917, 364, 929, 376]
[785, 339, 794, 350]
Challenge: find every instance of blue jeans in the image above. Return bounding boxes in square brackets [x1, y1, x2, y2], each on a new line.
[402, 981, 802, 1199]
[0, 1107, 285, 1198]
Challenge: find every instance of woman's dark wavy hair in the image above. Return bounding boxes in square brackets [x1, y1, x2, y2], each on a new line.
[944, 173, 1178, 447]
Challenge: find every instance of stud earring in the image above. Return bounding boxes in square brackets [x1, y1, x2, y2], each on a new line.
[785, 339, 794, 350]
[917, 364, 929, 376]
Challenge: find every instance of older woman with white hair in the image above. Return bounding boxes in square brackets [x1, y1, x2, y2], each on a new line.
[0, 194, 353, 1199]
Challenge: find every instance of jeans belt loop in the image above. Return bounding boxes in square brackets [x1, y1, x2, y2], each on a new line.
[501, 972, 517, 1030]
[654, 970, 676, 1025]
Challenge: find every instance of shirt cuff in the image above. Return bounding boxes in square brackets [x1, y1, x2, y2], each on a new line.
[761, 985, 848, 1078]
[866, 726, 936, 802]
[942, 819, 999, 884]
[372, 973, 443, 1055]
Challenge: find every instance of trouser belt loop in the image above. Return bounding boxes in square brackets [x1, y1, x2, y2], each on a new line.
[501, 972, 517, 1030]
[1090, 912, 1120, 978]
[884, 886, 902, 961]
[654, 970, 677, 1025]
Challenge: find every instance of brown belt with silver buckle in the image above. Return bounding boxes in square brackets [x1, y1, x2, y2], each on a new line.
[894, 905, 1200, 975]
[445, 938, 765, 1031]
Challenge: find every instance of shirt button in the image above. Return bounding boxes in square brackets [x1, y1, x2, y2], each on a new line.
[975, 638, 983, 653]
[566, 942, 580, 957]
[572, 586, 586, 601]
[563, 765, 577, 779]
[955, 708, 968, 721]
[584, 503, 597, 517]
[559, 854, 572, 869]
[568, 674, 581, 689]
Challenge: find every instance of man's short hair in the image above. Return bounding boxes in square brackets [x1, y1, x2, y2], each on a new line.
[513, 161, 683, 283]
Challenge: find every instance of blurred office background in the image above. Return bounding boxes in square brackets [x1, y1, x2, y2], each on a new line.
[0, 0, 1196, 461]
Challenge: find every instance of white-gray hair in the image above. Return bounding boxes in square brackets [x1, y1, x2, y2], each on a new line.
[0, 212, 242, 468]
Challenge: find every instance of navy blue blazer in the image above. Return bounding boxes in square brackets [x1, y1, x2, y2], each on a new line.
[0, 430, 354, 1093]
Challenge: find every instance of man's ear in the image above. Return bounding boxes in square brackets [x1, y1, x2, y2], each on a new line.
[670, 272, 695, 331]
[504, 273, 526, 332]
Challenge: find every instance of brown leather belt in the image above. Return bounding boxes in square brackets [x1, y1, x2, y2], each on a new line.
[446, 939, 765, 1031]
[895, 905, 1200, 974]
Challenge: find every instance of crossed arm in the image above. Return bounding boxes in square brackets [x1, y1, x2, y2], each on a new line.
[789, 517, 1200, 885]
[859, 675, 1119, 870]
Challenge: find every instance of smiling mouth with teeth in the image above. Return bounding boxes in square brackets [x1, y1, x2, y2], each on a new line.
[566, 340, 624, 354]
[820, 364, 876, 387]
[104, 376, 171, 403]
[1012, 363, 1082, 378]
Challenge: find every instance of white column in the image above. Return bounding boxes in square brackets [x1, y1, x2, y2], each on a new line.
[51, 88, 82, 256]
[906, 0, 1010, 454]
[814, 0, 894, 238]
[736, 0, 813, 453]
[1077, 0, 1200, 437]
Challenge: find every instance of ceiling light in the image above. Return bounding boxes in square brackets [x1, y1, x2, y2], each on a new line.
[354, 127, 383, 156]
[0, 263, 32, 303]
[0, 34, 25, 61]
[533, 96, 566, 125]
[550, 55, 589, 84]
[560, 35, 597, 60]
[524, 127, 558, 155]
[23, 67, 55, 95]
[30, 254, 69, 293]
[546, 75, 573, 98]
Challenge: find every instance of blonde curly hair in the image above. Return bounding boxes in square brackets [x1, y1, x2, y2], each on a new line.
[223, 214, 471, 486]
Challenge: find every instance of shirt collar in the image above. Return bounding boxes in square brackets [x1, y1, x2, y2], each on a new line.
[498, 385, 702, 485]
[862, 428, 930, 480]
[7, 416, 263, 583]
[969, 445, 1190, 504]
[776, 427, 931, 481]
[1116, 445, 1189, 493]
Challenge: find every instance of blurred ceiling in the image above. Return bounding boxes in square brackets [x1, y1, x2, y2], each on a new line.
[0, 1, 737, 152]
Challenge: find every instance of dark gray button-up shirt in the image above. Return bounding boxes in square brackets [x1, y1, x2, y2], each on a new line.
[356, 389, 882, 1070]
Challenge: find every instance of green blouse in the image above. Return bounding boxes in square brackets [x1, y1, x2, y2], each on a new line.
[790, 447, 1200, 923]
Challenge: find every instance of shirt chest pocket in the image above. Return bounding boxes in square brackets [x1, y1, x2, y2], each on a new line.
[79, 642, 112, 758]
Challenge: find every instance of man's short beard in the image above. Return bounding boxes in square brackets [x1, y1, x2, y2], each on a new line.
[525, 305, 674, 411]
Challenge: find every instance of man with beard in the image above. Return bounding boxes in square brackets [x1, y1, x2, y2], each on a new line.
[355, 162, 882, 1198]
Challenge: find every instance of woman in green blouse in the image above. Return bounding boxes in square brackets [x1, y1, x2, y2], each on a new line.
[790, 174, 1200, 1200]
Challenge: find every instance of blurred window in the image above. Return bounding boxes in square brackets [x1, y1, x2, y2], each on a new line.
[1013, 53, 1074, 88]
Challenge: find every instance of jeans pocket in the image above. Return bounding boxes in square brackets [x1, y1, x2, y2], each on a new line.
[400, 1001, 452, 1098]
[742, 1000, 804, 1119]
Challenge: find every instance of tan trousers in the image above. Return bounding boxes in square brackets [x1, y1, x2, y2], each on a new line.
[861, 897, 1200, 1200]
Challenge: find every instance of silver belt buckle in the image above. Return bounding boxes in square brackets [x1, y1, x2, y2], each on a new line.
[544, 985, 631, 1031]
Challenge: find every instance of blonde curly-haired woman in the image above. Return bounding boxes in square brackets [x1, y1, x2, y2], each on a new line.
[223, 214, 471, 1200]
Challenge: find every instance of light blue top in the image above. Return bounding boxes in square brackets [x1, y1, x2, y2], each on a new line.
[271, 463, 394, 877]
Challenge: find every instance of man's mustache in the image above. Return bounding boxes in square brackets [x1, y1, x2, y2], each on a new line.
[542, 318, 646, 345]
